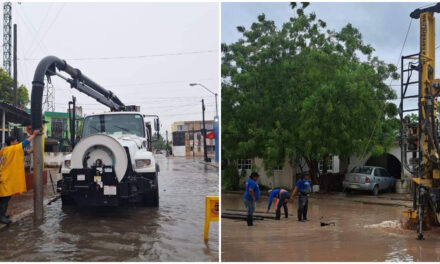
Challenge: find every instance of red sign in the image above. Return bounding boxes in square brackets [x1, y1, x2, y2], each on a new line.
[205, 131, 215, 139]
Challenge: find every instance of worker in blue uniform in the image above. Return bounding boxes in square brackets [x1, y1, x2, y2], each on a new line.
[265, 188, 290, 220]
[290, 174, 312, 222]
[243, 171, 260, 226]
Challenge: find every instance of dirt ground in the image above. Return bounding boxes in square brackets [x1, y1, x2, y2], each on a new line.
[221, 192, 440, 262]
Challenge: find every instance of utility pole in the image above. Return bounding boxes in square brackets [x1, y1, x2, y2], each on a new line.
[33, 132, 44, 221]
[3, 2, 12, 76]
[68, 96, 76, 149]
[13, 23, 17, 106]
[202, 99, 208, 162]
[192, 121, 195, 157]
[165, 130, 169, 157]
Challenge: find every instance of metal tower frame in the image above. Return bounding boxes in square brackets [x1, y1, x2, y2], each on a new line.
[43, 80, 55, 112]
[3, 2, 11, 76]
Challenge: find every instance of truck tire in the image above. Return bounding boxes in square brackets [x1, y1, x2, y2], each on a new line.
[143, 187, 159, 207]
[61, 195, 75, 206]
[143, 173, 159, 207]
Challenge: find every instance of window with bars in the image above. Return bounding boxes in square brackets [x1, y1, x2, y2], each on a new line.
[237, 159, 252, 170]
[51, 118, 67, 138]
[319, 155, 333, 172]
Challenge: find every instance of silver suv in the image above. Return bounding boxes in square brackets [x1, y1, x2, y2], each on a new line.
[343, 166, 396, 196]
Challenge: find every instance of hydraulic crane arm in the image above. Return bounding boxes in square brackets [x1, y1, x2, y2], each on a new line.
[31, 55, 126, 130]
[410, 3, 440, 19]
[401, 3, 440, 240]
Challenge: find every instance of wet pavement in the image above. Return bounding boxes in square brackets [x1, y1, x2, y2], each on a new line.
[0, 155, 219, 261]
[222, 193, 440, 262]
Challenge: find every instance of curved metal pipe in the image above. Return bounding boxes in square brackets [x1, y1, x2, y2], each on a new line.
[31, 55, 125, 130]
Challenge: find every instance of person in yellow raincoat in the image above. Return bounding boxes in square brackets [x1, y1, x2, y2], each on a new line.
[0, 129, 39, 224]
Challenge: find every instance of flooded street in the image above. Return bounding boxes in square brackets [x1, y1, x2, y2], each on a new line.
[0, 155, 219, 261]
[222, 193, 440, 262]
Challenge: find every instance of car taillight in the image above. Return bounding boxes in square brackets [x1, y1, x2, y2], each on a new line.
[365, 177, 370, 183]
[343, 175, 346, 181]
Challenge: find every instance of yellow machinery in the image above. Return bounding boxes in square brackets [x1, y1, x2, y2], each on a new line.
[400, 3, 440, 240]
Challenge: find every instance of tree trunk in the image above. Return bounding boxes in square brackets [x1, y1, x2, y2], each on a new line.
[322, 155, 328, 175]
[322, 155, 329, 192]
[305, 157, 319, 185]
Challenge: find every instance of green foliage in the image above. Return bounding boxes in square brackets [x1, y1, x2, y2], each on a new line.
[152, 134, 167, 150]
[222, 3, 399, 184]
[222, 162, 241, 190]
[0, 68, 29, 108]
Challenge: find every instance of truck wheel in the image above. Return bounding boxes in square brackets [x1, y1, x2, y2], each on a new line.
[143, 187, 159, 207]
[372, 185, 379, 196]
[61, 195, 75, 206]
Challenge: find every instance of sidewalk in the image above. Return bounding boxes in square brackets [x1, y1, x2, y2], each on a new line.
[0, 173, 59, 230]
[199, 160, 219, 168]
[222, 190, 413, 208]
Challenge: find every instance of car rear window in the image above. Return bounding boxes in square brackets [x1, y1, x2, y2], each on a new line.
[350, 166, 373, 175]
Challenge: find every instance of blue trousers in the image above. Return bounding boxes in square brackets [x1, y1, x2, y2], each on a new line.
[244, 199, 256, 217]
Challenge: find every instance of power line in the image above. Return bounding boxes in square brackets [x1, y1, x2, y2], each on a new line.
[23, 2, 53, 58]
[102, 77, 217, 88]
[15, 6, 49, 54]
[19, 49, 218, 61]
[26, 3, 66, 58]
[361, 18, 413, 159]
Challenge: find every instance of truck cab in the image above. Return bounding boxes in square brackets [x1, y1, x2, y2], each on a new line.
[58, 111, 160, 207]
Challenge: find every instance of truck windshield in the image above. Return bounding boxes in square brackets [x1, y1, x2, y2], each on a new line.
[350, 166, 373, 175]
[82, 114, 145, 138]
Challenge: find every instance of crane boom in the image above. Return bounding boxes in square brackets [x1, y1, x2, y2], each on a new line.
[400, 3, 440, 240]
[30, 55, 126, 130]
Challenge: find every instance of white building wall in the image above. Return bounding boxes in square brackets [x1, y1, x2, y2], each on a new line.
[237, 145, 410, 193]
[172, 146, 186, 157]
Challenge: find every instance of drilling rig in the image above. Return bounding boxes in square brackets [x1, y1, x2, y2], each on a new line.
[400, 3, 440, 240]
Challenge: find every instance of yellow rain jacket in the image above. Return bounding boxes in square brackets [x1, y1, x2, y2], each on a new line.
[0, 143, 26, 197]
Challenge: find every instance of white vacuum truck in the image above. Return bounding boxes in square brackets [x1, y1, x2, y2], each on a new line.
[30, 56, 160, 207]
[58, 112, 160, 206]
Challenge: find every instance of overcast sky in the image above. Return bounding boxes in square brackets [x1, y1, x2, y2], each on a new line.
[9, 2, 219, 136]
[222, 2, 439, 111]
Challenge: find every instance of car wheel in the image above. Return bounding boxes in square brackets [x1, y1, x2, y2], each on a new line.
[372, 185, 379, 196]
[344, 188, 351, 194]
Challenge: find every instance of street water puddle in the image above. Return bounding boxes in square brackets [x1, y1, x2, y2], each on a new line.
[0, 156, 219, 261]
[222, 193, 440, 261]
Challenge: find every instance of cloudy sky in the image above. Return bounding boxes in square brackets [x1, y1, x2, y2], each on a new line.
[10, 2, 219, 136]
[222, 2, 439, 111]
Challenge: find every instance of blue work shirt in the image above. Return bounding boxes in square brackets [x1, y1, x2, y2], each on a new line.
[296, 179, 311, 194]
[244, 178, 260, 201]
[22, 139, 30, 155]
[267, 188, 282, 210]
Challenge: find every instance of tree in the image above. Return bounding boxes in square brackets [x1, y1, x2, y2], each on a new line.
[222, 3, 399, 185]
[0, 68, 29, 108]
[152, 134, 167, 150]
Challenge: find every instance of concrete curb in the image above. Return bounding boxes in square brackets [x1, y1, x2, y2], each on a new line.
[199, 161, 219, 168]
[0, 194, 58, 231]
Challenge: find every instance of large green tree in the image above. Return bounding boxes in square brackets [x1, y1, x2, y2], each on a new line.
[0, 68, 29, 108]
[152, 134, 167, 150]
[222, 3, 399, 186]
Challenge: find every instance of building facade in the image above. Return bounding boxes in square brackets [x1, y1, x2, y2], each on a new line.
[171, 120, 215, 158]
[235, 142, 410, 193]
[43, 111, 83, 152]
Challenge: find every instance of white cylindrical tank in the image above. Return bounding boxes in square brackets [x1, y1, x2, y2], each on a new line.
[70, 134, 128, 182]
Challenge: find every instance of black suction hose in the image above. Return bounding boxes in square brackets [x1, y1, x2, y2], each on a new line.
[31, 55, 126, 130]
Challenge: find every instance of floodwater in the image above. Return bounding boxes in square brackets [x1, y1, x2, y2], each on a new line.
[222, 193, 440, 262]
[0, 155, 219, 261]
